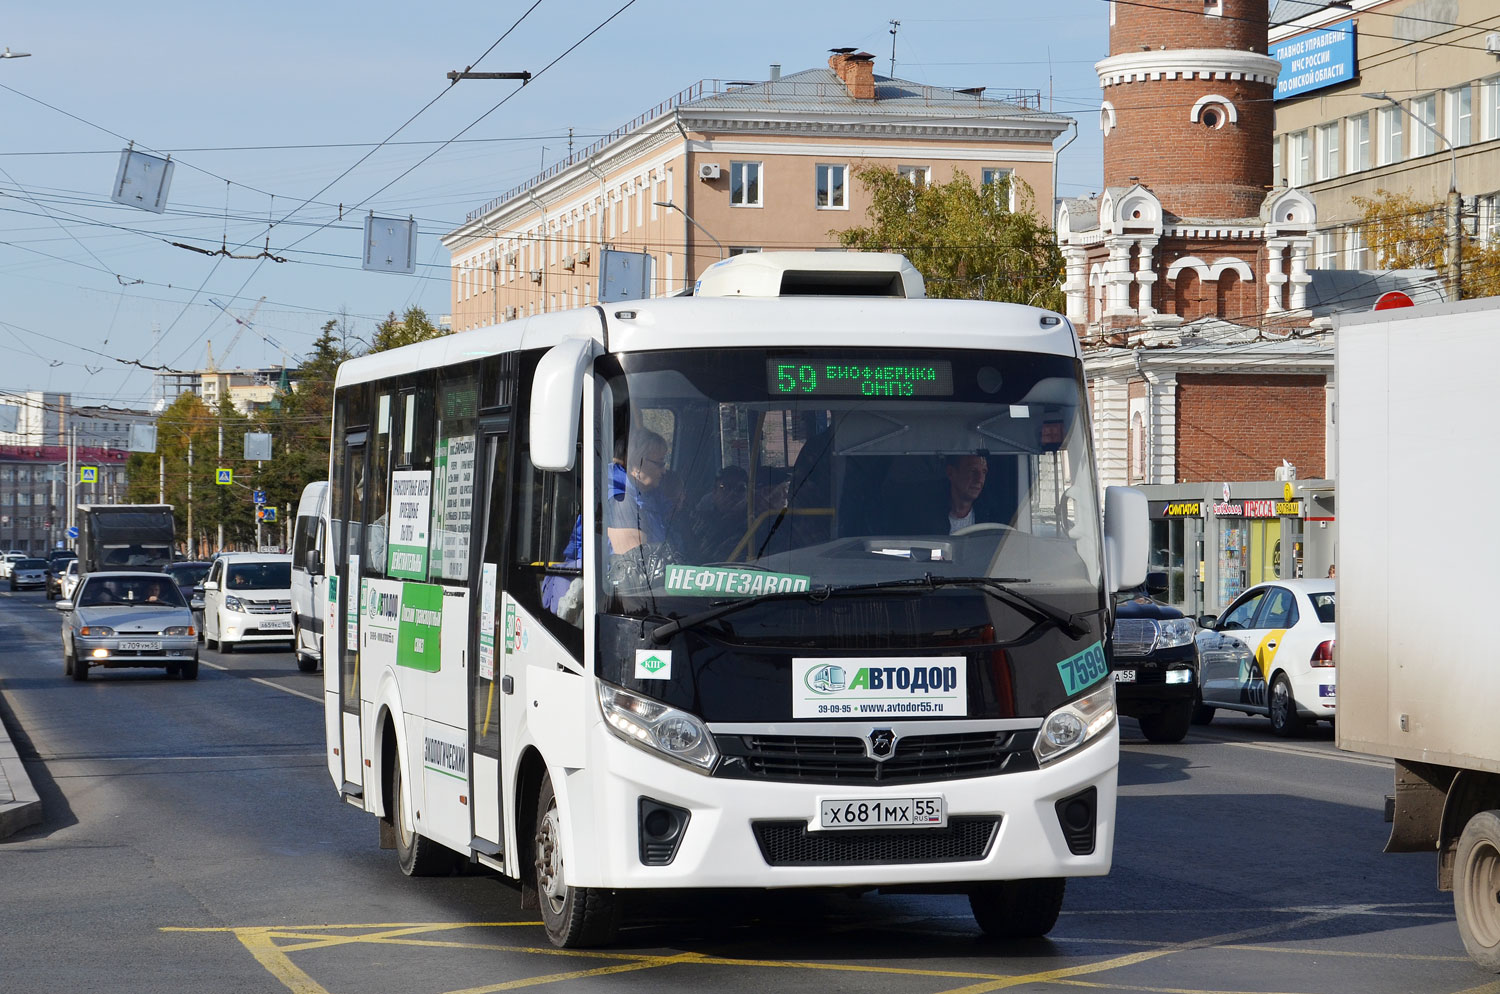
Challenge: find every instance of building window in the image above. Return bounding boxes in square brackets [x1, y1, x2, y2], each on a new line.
[1411, 94, 1438, 157]
[1288, 130, 1312, 187]
[1447, 85, 1472, 147]
[728, 246, 762, 256]
[897, 165, 931, 190]
[1345, 227, 1368, 269]
[1347, 113, 1370, 172]
[1378, 106, 1404, 166]
[730, 162, 762, 207]
[1482, 77, 1500, 142]
[1317, 122, 1340, 181]
[981, 167, 1016, 210]
[1315, 229, 1337, 269]
[815, 164, 848, 209]
[1204, 0, 1222, 14]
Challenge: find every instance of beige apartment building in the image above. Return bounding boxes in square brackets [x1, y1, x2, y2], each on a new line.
[1269, 0, 1500, 271]
[442, 51, 1072, 329]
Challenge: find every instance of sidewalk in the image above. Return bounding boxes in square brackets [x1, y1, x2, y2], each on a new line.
[0, 694, 42, 839]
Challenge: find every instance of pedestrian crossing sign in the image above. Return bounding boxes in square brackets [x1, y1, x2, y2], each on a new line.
[79, 466, 97, 483]
[216, 468, 233, 485]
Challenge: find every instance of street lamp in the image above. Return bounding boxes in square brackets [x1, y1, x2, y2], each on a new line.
[0, 48, 31, 59]
[653, 200, 726, 270]
[1362, 91, 1461, 300]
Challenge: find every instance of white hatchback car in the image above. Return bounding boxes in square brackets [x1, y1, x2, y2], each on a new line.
[201, 553, 293, 653]
[1194, 579, 1336, 736]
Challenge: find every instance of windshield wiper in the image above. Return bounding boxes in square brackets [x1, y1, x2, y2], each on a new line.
[647, 573, 1090, 644]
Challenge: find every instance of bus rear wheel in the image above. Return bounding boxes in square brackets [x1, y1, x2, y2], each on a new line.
[534, 771, 618, 948]
[969, 878, 1065, 938]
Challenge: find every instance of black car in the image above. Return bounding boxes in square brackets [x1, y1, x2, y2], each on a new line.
[44, 552, 77, 600]
[1108, 571, 1201, 743]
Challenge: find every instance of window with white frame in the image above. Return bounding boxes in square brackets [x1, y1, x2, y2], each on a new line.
[1483, 77, 1500, 142]
[897, 164, 931, 189]
[1317, 122, 1340, 181]
[815, 164, 848, 209]
[1347, 113, 1370, 172]
[1204, 0, 1223, 14]
[982, 167, 1016, 210]
[1288, 130, 1312, 187]
[1315, 229, 1337, 268]
[1273, 137, 1282, 183]
[1447, 85, 1472, 147]
[1411, 94, 1438, 157]
[1378, 106, 1404, 165]
[730, 162, 762, 207]
[1345, 227, 1368, 269]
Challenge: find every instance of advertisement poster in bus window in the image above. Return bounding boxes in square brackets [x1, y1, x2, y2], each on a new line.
[478, 564, 497, 681]
[346, 556, 360, 649]
[434, 435, 475, 580]
[387, 470, 432, 579]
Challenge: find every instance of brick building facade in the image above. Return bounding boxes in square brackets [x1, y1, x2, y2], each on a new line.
[1060, 0, 1330, 491]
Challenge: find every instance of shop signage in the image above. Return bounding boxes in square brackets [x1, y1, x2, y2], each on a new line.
[1149, 501, 1202, 518]
[1213, 498, 1304, 518]
[1272, 18, 1356, 100]
[1212, 501, 1243, 516]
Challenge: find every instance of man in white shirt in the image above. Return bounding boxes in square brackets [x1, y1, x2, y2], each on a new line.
[944, 455, 988, 534]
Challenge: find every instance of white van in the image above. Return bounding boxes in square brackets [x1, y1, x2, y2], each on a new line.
[290, 481, 329, 673]
[201, 552, 293, 653]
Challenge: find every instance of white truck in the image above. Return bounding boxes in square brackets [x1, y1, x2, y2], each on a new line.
[1336, 297, 1500, 972]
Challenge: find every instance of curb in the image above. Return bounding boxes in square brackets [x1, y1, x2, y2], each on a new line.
[0, 717, 42, 841]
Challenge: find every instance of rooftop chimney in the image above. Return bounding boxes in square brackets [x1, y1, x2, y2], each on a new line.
[828, 49, 876, 100]
[769, 64, 781, 81]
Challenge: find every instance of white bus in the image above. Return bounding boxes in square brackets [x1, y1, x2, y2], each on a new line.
[321, 254, 1146, 947]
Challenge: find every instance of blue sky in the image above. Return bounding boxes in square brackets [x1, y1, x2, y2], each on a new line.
[1, 1, 1110, 408]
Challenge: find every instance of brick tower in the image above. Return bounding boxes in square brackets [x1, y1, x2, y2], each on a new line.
[1059, 0, 1316, 338]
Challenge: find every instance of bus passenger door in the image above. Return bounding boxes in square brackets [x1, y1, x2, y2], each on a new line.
[468, 419, 510, 857]
[336, 433, 367, 798]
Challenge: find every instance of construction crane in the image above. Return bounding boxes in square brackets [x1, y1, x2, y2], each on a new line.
[204, 296, 266, 371]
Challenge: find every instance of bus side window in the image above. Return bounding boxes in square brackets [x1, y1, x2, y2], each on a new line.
[512, 445, 585, 650]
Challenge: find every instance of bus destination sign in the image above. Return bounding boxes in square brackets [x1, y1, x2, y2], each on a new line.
[767, 359, 953, 398]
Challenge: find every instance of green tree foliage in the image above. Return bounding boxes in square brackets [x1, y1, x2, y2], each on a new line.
[834, 166, 1065, 309]
[1352, 188, 1500, 299]
[370, 306, 446, 353]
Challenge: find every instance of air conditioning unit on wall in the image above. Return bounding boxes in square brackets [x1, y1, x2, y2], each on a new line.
[561, 254, 576, 270]
[697, 162, 721, 181]
[529, 269, 542, 284]
[502, 306, 518, 320]
[1486, 32, 1500, 55]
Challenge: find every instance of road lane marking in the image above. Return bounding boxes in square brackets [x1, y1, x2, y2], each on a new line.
[1219, 740, 1391, 767]
[200, 659, 321, 703]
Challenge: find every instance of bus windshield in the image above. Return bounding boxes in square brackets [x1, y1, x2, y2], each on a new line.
[596, 347, 1104, 633]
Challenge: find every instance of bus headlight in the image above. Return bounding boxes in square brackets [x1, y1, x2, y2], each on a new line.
[1035, 681, 1116, 766]
[597, 682, 718, 773]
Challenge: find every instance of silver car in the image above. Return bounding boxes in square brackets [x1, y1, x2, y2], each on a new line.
[9, 557, 48, 591]
[59, 572, 201, 681]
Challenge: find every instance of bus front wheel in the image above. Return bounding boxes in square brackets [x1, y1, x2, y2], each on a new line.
[969, 878, 1065, 938]
[534, 771, 619, 948]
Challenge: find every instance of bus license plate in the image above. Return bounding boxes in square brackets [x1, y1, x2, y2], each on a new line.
[818, 797, 945, 830]
[120, 641, 161, 651]
[1113, 669, 1136, 683]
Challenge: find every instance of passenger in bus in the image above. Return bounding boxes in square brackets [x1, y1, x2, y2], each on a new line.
[605, 428, 670, 554]
[685, 465, 749, 561]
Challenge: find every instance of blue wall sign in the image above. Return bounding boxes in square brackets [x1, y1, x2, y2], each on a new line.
[1273, 19, 1357, 100]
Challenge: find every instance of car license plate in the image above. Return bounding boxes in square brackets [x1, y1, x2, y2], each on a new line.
[1319, 684, 1336, 699]
[818, 796, 945, 830]
[1113, 669, 1136, 683]
[260, 619, 292, 630]
[119, 641, 161, 651]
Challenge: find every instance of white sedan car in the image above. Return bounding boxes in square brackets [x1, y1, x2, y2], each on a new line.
[1194, 578, 1336, 736]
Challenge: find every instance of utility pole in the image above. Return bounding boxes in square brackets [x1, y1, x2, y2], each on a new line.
[889, 20, 900, 78]
[217, 420, 224, 552]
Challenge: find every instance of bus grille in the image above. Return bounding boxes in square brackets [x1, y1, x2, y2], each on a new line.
[715, 730, 1038, 785]
[752, 817, 998, 866]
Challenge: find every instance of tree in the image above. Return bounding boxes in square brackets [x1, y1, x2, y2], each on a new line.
[1352, 188, 1500, 299]
[834, 166, 1065, 309]
[370, 306, 447, 353]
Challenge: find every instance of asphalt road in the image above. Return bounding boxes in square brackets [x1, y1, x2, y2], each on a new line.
[0, 587, 1490, 994]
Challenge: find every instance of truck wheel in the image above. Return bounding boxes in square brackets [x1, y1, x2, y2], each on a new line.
[1139, 704, 1193, 744]
[392, 757, 454, 877]
[969, 878, 1066, 938]
[1268, 674, 1303, 737]
[1455, 809, 1500, 972]
[534, 771, 619, 947]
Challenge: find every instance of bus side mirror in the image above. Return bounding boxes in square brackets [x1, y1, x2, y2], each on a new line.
[307, 550, 322, 576]
[1103, 485, 1148, 593]
[530, 336, 600, 472]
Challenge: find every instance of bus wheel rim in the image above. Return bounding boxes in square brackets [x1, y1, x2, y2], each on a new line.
[536, 806, 567, 911]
